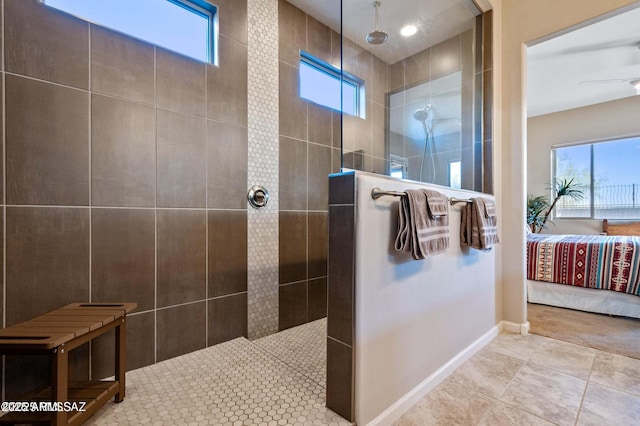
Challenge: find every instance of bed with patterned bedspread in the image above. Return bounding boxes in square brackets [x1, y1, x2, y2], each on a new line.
[526, 233, 640, 297]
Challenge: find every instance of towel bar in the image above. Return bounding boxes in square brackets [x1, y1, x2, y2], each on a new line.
[370, 187, 471, 205]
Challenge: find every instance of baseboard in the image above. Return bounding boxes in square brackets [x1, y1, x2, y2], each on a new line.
[366, 324, 500, 426]
[501, 320, 530, 335]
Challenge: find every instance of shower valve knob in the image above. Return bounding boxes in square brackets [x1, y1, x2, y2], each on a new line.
[248, 185, 269, 208]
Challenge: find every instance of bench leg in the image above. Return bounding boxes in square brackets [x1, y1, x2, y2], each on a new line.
[114, 318, 127, 402]
[51, 345, 68, 426]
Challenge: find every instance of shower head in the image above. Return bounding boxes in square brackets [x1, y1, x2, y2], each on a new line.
[366, 30, 389, 45]
[413, 106, 430, 122]
[366, 1, 388, 45]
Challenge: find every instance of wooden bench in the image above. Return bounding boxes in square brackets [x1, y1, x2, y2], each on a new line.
[0, 302, 137, 426]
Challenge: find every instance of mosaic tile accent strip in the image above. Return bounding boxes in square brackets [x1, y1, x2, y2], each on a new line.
[87, 322, 349, 425]
[255, 318, 327, 387]
[246, 0, 280, 339]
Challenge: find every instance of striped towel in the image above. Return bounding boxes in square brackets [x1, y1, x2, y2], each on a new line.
[461, 197, 499, 250]
[395, 189, 449, 259]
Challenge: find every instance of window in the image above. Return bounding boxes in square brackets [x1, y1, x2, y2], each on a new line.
[390, 155, 407, 179]
[553, 136, 640, 219]
[41, 0, 217, 64]
[299, 51, 364, 117]
[449, 161, 461, 189]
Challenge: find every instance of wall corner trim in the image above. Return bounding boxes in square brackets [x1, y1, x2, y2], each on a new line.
[500, 320, 530, 335]
[364, 324, 500, 426]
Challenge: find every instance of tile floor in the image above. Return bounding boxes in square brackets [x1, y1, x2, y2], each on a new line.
[87, 318, 640, 426]
[396, 332, 640, 426]
[87, 319, 349, 425]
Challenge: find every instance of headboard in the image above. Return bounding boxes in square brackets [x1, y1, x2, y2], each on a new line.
[603, 219, 640, 236]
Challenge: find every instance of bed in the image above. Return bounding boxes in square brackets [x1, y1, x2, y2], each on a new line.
[526, 220, 640, 319]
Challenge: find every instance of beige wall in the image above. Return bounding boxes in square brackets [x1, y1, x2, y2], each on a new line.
[528, 96, 640, 234]
[491, 0, 640, 324]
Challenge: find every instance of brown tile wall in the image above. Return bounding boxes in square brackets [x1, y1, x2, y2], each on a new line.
[277, 0, 341, 330]
[1, 0, 248, 398]
[341, 38, 389, 175]
[326, 172, 356, 421]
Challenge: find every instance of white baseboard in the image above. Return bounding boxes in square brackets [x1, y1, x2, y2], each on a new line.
[366, 324, 500, 426]
[501, 320, 530, 335]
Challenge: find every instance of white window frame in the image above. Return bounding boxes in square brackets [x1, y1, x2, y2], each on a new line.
[552, 135, 640, 220]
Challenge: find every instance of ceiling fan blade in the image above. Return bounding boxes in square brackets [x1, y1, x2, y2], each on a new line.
[579, 77, 640, 85]
[562, 39, 640, 55]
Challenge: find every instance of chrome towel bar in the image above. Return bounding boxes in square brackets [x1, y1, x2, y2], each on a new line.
[371, 187, 471, 205]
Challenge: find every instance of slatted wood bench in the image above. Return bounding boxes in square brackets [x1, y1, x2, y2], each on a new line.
[0, 302, 137, 426]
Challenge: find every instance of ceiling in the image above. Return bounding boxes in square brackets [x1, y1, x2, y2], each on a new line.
[286, 0, 480, 64]
[527, 5, 640, 117]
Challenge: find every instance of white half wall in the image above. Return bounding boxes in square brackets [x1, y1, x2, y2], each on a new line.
[352, 172, 498, 425]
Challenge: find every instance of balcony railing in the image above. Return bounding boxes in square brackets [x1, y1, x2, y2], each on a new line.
[556, 183, 640, 219]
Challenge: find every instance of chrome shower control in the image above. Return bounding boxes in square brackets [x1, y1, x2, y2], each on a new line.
[248, 185, 269, 208]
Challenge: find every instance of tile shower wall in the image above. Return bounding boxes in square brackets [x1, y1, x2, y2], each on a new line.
[387, 30, 476, 188]
[1, 0, 249, 398]
[340, 39, 390, 175]
[276, 0, 340, 331]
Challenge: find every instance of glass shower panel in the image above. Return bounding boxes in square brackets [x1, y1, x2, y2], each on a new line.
[389, 72, 463, 185]
[340, 0, 487, 191]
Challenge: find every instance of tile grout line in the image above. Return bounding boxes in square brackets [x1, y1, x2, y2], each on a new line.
[584, 376, 640, 399]
[252, 340, 325, 389]
[574, 351, 597, 426]
[153, 44, 158, 365]
[251, 325, 327, 388]
[1, 72, 244, 129]
[487, 353, 549, 423]
[204, 60, 209, 348]
[2, 0, 5, 402]
[88, 21, 93, 381]
[444, 337, 548, 424]
[130, 292, 250, 318]
[306, 131, 309, 323]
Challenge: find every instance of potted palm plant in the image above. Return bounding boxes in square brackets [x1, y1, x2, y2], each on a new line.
[527, 177, 584, 233]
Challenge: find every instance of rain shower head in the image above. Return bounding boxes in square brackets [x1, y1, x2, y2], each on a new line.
[366, 1, 388, 45]
[366, 30, 389, 45]
[413, 106, 431, 122]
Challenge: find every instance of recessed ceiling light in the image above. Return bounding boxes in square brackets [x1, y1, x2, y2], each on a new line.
[401, 25, 417, 37]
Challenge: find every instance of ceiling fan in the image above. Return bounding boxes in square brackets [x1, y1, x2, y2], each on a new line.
[563, 39, 640, 55]
[578, 77, 640, 94]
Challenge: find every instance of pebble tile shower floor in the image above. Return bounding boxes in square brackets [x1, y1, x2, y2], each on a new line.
[87, 319, 349, 425]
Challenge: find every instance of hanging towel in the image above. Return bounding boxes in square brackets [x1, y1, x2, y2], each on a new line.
[395, 189, 449, 259]
[461, 197, 499, 250]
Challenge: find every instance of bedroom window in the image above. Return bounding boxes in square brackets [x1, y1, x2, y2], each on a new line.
[40, 0, 218, 64]
[553, 136, 640, 219]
